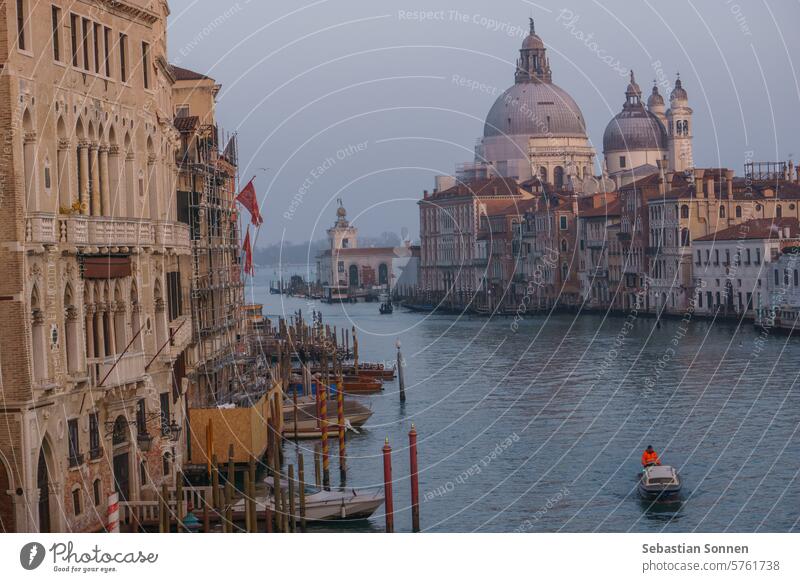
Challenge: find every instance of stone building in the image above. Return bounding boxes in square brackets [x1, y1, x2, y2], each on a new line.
[0, 0, 192, 532]
[316, 201, 419, 294]
[172, 65, 244, 408]
[418, 178, 532, 303]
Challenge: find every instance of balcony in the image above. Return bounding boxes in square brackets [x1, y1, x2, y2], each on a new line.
[57, 215, 155, 249]
[89, 351, 147, 389]
[586, 239, 606, 249]
[68, 452, 85, 468]
[155, 221, 191, 255]
[25, 212, 58, 245]
[162, 316, 192, 362]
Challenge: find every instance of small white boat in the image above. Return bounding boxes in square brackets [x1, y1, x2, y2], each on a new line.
[240, 479, 383, 522]
[638, 465, 682, 501]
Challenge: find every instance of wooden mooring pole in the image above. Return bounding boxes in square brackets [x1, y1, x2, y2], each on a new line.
[382, 438, 394, 533]
[337, 367, 346, 484]
[288, 465, 296, 533]
[409, 424, 420, 532]
[397, 340, 406, 403]
[298, 452, 307, 533]
[225, 445, 234, 533]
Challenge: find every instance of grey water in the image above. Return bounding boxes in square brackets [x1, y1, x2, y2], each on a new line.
[251, 274, 800, 533]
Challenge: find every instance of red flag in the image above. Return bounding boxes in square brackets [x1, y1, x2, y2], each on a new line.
[236, 178, 263, 226]
[242, 228, 255, 277]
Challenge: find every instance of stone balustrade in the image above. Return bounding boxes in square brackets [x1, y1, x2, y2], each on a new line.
[89, 351, 147, 389]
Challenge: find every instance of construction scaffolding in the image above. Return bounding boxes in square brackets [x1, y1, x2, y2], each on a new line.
[175, 120, 247, 407]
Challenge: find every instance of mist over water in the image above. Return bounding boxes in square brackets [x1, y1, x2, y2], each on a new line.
[251, 271, 800, 532]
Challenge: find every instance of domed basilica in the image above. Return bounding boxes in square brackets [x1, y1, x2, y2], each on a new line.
[471, 18, 694, 191]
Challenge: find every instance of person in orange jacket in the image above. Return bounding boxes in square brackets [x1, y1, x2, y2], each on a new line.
[641, 445, 661, 467]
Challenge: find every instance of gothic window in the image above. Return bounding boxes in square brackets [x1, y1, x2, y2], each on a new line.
[719, 205, 726, 218]
[735, 205, 742, 218]
[776, 205, 782, 218]
[680, 205, 689, 219]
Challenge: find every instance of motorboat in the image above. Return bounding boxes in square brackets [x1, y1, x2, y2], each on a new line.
[283, 397, 373, 439]
[638, 465, 682, 501]
[236, 480, 384, 522]
[379, 302, 393, 314]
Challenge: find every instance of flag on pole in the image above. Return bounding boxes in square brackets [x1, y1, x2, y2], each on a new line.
[235, 177, 263, 226]
[242, 227, 255, 276]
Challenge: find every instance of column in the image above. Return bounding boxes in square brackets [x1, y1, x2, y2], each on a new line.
[90, 144, 101, 216]
[95, 307, 106, 359]
[78, 142, 90, 215]
[125, 153, 135, 218]
[108, 146, 120, 217]
[57, 139, 71, 211]
[107, 304, 117, 356]
[84, 306, 95, 360]
[99, 146, 110, 217]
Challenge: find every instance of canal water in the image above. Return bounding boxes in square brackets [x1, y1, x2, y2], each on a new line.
[251, 273, 800, 533]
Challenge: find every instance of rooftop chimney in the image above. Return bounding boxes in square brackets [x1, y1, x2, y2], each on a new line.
[725, 169, 735, 199]
[665, 171, 675, 192]
[706, 174, 715, 200]
[423, 190, 429, 199]
[694, 169, 706, 198]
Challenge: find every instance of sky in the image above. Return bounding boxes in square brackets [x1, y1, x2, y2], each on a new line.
[166, 0, 800, 246]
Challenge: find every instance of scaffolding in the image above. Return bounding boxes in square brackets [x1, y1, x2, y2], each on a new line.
[176, 121, 247, 407]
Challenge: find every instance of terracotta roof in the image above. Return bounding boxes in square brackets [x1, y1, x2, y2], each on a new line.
[174, 115, 199, 133]
[695, 217, 800, 241]
[580, 199, 622, 218]
[170, 65, 212, 81]
[426, 178, 524, 201]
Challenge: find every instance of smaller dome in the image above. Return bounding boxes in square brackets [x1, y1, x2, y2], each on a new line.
[626, 71, 641, 97]
[647, 85, 665, 108]
[603, 109, 668, 153]
[337, 205, 346, 218]
[522, 17, 544, 50]
[522, 33, 544, 50]
[670, 77, 687, 102]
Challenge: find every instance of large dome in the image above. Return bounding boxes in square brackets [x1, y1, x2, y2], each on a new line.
[484, 82, 588, 139]
[603, 108, 667, 153]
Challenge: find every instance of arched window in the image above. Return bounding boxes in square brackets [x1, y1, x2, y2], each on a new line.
[719, 206, 726, 218]
[776, 205, 783, 218]
[735, 205, 742, 218]
[680, 228, 690, 247]
[680, 205, 689, 219]
[560, 239, 567, 252]
[561, 262, 568, 281]
[554, 166, 564, 189]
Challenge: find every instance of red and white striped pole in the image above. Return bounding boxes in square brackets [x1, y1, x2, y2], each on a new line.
[106, 492, 120, 533]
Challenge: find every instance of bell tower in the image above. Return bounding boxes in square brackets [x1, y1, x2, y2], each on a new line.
[666, 75, 693, 172]
[327, 199, 358, 251]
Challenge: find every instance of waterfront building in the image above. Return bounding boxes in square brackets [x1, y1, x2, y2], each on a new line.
[478, 19, 596, 184]
[577, 198, 621, 310]
[766, 244, 800, 328]
[647, 166, 800, 314]
[0, 0, 192, 532]
[172, 66, 245, 408]
[418, 178, 532, 303]
[692, 218, 800, 318]
[474, 201, 533, 312]
[316, 201, 419, 294]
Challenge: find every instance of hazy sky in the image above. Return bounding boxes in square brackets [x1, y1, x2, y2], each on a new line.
[167, 0, 800, 246]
